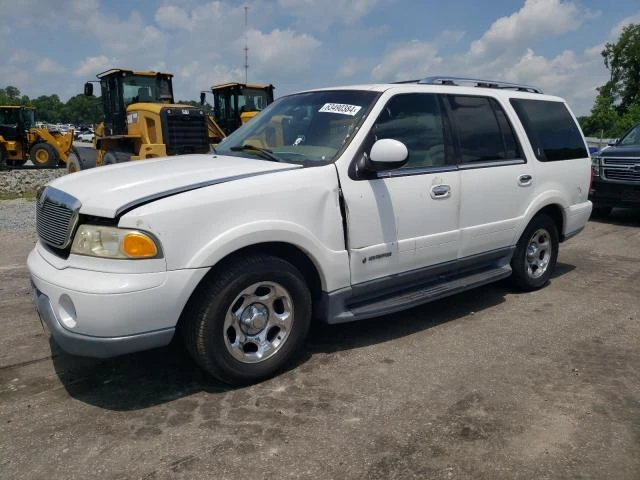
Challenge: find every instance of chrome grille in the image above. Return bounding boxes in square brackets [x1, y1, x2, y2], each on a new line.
[36, 187, 81, 249]
[602, 157, 640, 183]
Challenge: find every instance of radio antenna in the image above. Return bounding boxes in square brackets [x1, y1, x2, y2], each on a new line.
[244, 6, 249, 84]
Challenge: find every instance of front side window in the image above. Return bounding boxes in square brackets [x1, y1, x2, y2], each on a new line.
[619, 124, 640, 146]
[217, 90, 378, 165]
[372, 93, 447, 169]
[446, 95, 520, 163]
[510, 98, 587, 161]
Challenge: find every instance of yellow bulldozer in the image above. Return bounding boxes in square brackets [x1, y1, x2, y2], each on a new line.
[201, 82, 275, 136]
[0, 106, 75, 169]
[77, 68, 226, 172]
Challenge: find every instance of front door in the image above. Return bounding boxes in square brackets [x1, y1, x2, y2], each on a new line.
[339, 92, 461, 285]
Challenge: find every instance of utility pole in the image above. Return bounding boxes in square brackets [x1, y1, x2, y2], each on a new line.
[244, 6, 249, 84]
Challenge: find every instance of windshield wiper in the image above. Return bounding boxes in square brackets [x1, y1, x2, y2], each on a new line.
[229, 144, 281, 162]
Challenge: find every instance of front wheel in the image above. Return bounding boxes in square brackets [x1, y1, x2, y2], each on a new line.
[29, 142, 58, 168]
[182, 255, 312, 385]
[510, 214, 559, 291]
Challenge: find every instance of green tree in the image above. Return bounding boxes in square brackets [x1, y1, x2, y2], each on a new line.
[602, 24, 640, 115]
[581, 24, 640, 137]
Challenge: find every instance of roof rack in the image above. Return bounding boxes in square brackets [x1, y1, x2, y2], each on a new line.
[415, 76, 543, 94]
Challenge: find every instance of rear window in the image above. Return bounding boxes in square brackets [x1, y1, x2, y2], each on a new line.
[510, 99, 587, 161]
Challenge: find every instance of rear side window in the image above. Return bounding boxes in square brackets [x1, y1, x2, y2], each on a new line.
[510, 99, 587, 161]
[445, 95, 520, 164]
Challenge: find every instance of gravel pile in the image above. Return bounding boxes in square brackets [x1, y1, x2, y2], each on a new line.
[0, 169, 65, 197]
[0, 198, 36, 233]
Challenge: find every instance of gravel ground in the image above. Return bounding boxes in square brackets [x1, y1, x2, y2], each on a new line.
[0, 198, 36, 232]
[1, 204, 639, 479]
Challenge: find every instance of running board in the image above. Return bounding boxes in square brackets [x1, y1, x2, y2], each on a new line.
[347, 265, 512, 321]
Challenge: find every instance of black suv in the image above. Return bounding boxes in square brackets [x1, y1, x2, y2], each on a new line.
[590, 123, 640, 216]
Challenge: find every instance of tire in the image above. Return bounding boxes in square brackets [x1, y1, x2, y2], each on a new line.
[29, 142, 58, 168]
[510, 214, 559, 291]
[592, 206, 612, 218]
[66, 156, 82, 174]
[103, 150, 131, 166]
[182, 254, 312, 385]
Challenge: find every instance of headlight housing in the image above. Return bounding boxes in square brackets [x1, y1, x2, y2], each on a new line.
[591, 155, 601, 177]
[70, 225, 161, 259]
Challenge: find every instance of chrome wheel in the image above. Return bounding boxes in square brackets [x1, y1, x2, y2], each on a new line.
[525, 228, 552, 279]
[223, 281, 294, 364]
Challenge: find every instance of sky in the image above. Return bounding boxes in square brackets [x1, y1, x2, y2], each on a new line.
[0, 0, 639, 116]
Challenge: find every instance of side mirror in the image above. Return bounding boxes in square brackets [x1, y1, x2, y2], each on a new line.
[84, 82, 93, 96]
[200, 92, 206, 105]
[608, 138, 619, 147]
[367, 138, 409, 171]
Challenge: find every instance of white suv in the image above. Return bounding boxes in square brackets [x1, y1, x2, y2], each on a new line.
[28, 77, 592, 384]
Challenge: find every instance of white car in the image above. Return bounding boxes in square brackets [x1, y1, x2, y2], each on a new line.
[77, 131, 94, 142]
[28, 76, 592, 384]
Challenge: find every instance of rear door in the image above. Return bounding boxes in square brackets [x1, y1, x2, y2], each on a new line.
[445, 95, 535, 258]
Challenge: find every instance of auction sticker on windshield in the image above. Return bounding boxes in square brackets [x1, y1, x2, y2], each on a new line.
[318, 103, 362, 116]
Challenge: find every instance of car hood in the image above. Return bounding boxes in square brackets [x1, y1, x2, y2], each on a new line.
[598, 145, 640, 159]
[49, 154, 301, 218]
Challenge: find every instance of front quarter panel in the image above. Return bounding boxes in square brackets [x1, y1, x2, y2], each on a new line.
[118, 164, 350, 292]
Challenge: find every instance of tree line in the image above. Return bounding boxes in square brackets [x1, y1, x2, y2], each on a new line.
[578, 23, 640, 139]
[1, 86, 200, 126]
[0, 86, 103, 125]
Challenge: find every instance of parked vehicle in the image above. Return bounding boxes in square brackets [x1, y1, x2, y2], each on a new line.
[0, 106, 76, 168]
[590, 123, 640, 216]
[28, 76, 592, 384]
[77, 131, 94, 142]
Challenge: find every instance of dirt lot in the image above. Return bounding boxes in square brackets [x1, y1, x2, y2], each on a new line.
[0, 202, 639, 480]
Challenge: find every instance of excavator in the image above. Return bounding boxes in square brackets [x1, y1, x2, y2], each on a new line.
[76, 68, 226, 172]
[201, 82, 275, 136]
[0, 106, 75, 169]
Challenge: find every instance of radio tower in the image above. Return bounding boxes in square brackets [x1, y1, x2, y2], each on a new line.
[244, 6, 249, 84]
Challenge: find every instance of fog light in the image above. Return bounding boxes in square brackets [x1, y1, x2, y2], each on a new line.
[58, 294, 77, 329]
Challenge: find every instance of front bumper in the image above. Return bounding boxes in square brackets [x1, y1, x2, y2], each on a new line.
[28, 247, 209, 358]
[32, 286, 175, 358]
[589, 180, 640, 208]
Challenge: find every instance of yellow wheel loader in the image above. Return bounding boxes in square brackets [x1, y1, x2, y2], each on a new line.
[81, 69, 225, 171]
[0, 106, 75, 169]
[201, 82, 275, 136]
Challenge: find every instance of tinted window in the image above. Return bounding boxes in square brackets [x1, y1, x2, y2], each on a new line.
[510, 99, 587, 161]
[446, 95, 520, 163]
[373, 93, 447, 169]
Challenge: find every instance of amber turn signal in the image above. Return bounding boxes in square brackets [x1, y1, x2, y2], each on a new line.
[122, 233, 158, 258]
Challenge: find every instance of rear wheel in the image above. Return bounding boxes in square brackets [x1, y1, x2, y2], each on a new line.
[29, 142, 58, 168]
[510, 214, 559, 291]
[103, 150, 131, 166]
[182, 254, 312, 385]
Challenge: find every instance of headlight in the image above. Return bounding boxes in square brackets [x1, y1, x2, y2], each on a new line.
[70, 225, 161, 259]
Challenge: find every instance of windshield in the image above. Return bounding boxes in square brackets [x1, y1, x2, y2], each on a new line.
[122, 75, 173, 106]
[216, 90, 378, 165]
[619, 124, 640, 146]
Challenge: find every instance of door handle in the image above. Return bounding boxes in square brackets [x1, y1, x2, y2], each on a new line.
[518, 174, 533, 186]
[430, 184, 451, 199]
